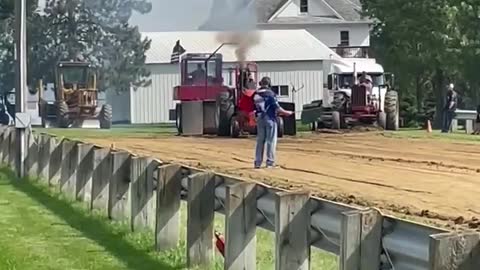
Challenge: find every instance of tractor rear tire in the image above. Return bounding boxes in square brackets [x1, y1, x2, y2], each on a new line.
[100, 104, 112, 129]
[56, 101, 69, 128]
[385, 90, 399, 131]
[378, 111, 387, 130]
[230, 116, 240, 138]
[216, 92, 234, 136]
[277, 116, 284, 138]
[331, 111, 342, 130]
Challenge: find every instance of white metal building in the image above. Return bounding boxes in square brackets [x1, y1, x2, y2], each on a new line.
[108, 29, 341, 124]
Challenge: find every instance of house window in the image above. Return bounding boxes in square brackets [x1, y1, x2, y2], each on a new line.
[300, 0, 308, 13]
[340, 31, 350, 46]
[271, 85, 289, 97]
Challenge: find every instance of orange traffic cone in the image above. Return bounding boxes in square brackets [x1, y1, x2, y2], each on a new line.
[426, 120, 432, 133]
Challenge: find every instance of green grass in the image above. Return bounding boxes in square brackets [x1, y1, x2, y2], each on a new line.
[0, 168, 338, 270]
[386, 129, 480, 144]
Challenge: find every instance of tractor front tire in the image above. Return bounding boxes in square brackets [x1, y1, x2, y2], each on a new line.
[216, 92, 234, 136]
[384, 90, 399, 131]
[56, 101, 69, 128]
[331, 111, 342, 130]
[100, 104, 112, 129]
[277, 116, 284, 138]
[175, 103, 182, 135]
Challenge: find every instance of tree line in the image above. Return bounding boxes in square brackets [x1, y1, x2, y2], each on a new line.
[0, 0, 152, 95]
[361, 0, 480, 127]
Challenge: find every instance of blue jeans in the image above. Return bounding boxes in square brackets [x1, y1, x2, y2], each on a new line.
[255, 117, 277, 168]
[442, 110, 454, 133]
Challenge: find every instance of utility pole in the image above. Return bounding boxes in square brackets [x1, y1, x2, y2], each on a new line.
[14, 0, 28, 178]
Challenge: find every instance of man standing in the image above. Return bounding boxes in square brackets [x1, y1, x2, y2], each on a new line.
[253, 77, 293, 169]
[441, 83, 458, 133]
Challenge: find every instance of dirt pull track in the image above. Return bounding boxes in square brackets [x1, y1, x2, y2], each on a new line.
[89, 132, 480, 229]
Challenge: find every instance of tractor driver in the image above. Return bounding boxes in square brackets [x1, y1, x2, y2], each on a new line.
[190, 63, 207, 84]
[246, 73, 256, 90]
[359, 72, 373, 94]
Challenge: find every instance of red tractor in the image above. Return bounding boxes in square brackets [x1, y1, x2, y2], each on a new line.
[173, 53, 295, 137]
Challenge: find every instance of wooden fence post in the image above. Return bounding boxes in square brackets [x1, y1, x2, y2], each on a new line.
[429, 231, 480, 270]
[340, 210, 362, 270]
[8, 128, 15, 168]
[25, 130, 39, 178]
[0, 129, 3, 162]
[91, 147, 112, 212]
[60, 140, 79, 199]
[48, 137, 63, 187]
[224, 182, 257, 270]
[155, 164, 182, 251]
[130, 157, 158, 231]
[275, 191, 311, 270]
[76, 143, 94, 203]
[359, 208, 383, 270]
[109, 151, 132, 221]
[37, 134, 51, 183]
[1, 128, 11, 164]
[339, 208, 383, 270]
[187, 172, 215, 268]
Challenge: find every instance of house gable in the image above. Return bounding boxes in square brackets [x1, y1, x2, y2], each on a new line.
[273, 0, 338, 19]
[267, 0, 368, 24]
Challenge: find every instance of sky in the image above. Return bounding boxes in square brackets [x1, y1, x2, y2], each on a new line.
[37, 0, 214, 32]
[130, 0, 214, 31]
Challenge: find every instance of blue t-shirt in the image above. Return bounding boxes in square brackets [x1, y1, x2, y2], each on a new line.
[253, 88, 279, 121]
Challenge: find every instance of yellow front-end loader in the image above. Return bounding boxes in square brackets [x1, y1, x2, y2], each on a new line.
[38, 61, 112, 129]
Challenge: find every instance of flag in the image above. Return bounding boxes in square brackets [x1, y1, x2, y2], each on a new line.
[170, 40, 186, 64]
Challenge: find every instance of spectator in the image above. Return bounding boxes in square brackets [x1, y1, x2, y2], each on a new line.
[253, 76, 293, 169]
[441, 83, 458, 133]
[473, 105, 480, 135]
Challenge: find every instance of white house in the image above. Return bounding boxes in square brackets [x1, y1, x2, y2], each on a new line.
[199, 0, 371, 58]
[107, 29, 342, 124]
